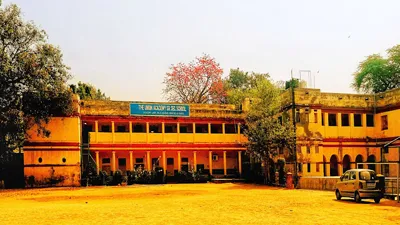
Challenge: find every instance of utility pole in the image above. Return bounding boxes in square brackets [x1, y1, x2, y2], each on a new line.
[291, 70, 298, 187]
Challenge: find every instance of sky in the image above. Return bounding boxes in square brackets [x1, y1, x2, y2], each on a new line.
[3, 0, 400, 101]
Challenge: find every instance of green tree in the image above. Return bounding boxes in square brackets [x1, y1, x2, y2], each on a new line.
[224, 68, 270, 107]
[352, 44, 400, 93]
[0, 4, 72, 157]
[70, 82, 109, 100]
[243, 76, 296, 184]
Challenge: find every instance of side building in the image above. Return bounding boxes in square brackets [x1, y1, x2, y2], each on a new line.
[280, 87, 400, 178]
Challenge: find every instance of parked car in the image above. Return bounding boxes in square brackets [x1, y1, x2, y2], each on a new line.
[335, 169, 383, 203]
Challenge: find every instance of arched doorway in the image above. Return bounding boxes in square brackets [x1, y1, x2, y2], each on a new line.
[342, 155, 351, 173]
[367, 155, 376, 171]
[355, 155, 363, 169]
[330, 155, 339, 176]
[323, 156, 327, 176]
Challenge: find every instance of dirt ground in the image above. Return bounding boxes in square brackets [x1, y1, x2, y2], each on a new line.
[0, 183, 399, 225]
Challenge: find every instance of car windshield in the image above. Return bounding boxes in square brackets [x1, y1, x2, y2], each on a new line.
[359, 171, 376, 180]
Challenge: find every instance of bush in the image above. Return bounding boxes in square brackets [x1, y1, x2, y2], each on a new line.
[177, 171, 193, 183]
[243, 170, 264, 184]
[175, 169, 208, 183]
[27, 175, 35, 188]
[127, 166, 164, 185]
[112, 170, 123, 185]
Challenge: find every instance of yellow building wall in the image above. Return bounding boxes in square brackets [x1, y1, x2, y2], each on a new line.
[24, 166, 80, 186]
[375, 109, 400, 138]
[24, 150, 80, 165]
[288, 88, 400, 178]
[24, 117, 81, 187]
[26, 117, 80, 142]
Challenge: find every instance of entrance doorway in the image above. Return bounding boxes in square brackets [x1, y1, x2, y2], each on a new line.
[342, 155, 351, 173]
[330, 155, 339, 176]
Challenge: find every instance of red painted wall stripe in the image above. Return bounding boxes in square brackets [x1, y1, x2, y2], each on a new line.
[24, 164, 80, 167]
[24, 142, 79, 147]
[23, 148, 81, 151]
[80, 115, 244, 124]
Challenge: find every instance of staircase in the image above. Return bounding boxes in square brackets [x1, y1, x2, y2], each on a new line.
[81, 144, 98, 186]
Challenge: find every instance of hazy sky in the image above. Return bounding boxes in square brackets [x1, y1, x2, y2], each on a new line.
[4, 0, 400, 101]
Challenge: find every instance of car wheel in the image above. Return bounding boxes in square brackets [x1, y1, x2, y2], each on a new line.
[335, 190, 342, 200]
[355, 192, 361, 203]
[374, 197, 381, 203]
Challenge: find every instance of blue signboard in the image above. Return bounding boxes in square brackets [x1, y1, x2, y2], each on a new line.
[129, 103, 190, 117]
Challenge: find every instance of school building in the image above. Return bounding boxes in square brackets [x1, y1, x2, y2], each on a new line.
[23, 97, 247, 186]
[23, 87, 400, 186]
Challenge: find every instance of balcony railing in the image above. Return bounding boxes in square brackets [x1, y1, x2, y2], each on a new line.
[88, 132, 245, 144]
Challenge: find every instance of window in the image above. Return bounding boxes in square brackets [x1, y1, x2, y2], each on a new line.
[349, 171, 356, 180]
[359, 170, 376, 180]
[196, 124, 208, 133]
[133, 123, 146, 133]
[118, 158, 126, 166]
[295, 109, 301, 123]
[165, 124, 177, 133]
[211, 124, 223, 133]
[341, 114, 349, 126]
[366, 114, 374, 127]
[354, 114, 362, 127]
[321, 113, 325, 126]
[167, 158, 174, 165]
[62, 157, 66, 163]
[212, 154, 218, 161]
[328, 114, 337, 126]
[315, 145, 319, 154]
[38, 157, 43, 163]
[225, 124, 236, 134]
[342, 172, 349, 181]
[314, 110, 318, 123]
[101, 125, 110, 132]
[179, 124, 193, 133]
[149, 124, 162, 133]
[307, 163, 311, 172]
[135, 158, 144, 168]
[306, 146, 311, 154]
[102, 158, 110, 164]
[316, 163, 320, 172]
[181, 158, 189, 163]
[298, 163, 302, 172]
[116, 125, 126, 132]
[381, 115, 388, 130]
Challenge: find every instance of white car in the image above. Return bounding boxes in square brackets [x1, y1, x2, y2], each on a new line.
[335, 169, 383, 203]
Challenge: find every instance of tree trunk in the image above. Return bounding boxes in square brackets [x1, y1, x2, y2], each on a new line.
[264, 158, 269, 184]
